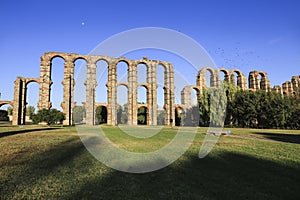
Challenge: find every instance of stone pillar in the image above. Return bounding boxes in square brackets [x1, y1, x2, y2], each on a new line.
[151, 63, 158, 125]
[149, 63, 157, 125]
[169, 64, 175, 126]
[273, 85, 282, 94]
[237, 75, 247, 90]
[291, 76, 299, 90]
[38, 56, 52, 110]
[164, 66, 170, 126]
[20, 81, 27, 125]
[248, 72, 256, 91]
[128, 62, 137, 125]
[62, 58, 75, 125]
[85, 60, 97, 126]
[12, 77, 23, 125]
[107, 62, 117, 125]
[146, 63, 152, 125]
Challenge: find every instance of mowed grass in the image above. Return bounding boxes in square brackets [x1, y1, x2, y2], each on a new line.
[0, 124, 300, 199]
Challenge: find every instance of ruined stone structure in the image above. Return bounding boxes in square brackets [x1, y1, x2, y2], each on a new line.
[5, 51, 299, 126]
[11, 52, 175, 126]
[273, 75, 300, 96]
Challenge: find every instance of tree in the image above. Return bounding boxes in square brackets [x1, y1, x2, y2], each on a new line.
[0, 110, 9, 121]
[73, 106, 85, 124]
[31, 108, 65, 125]
[157, 110, 166, 125]
[26, 106, 35, 117]
[137, 106, 147, 125]
[7, 106, 13, 115]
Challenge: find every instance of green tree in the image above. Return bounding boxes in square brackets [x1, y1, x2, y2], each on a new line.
[31, 108, 65, 125]
[26, 106, 35, 117]
[157, 110, 166, 125]
[7, 106, 13, 115]
[0, 110, 9, 121]
[73, 106, 85, 124]
[137, 106, 147, 125]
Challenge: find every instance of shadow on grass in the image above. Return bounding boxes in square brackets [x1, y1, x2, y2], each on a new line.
[1, 137, 299, 200]
[251, 132, 300, 144]
[0, 137, 87, 198]
[0, 127, 60, 138]
[68, 152, 300, 200]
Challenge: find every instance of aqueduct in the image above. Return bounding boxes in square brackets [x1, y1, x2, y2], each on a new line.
[8, 52, 299, 126]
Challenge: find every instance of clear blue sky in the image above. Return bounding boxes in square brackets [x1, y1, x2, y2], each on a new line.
[0, 0, 299, 110]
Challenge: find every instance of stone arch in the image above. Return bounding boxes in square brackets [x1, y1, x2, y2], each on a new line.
[229, 69, 247, 89]
[14, 52, 175, 126]
[116, 59, 130, 82]
[196, 67, 219, 90]
[218, 68, 230, 82]
[155, 62, 175, 126]
[24, 79, 40, 123]
[180, 86, 200, 109]
[248, 71, 270, 91]
[137, 62, 148, 83]
[0, 101, 14, 108]
[137, 84, 149, 104]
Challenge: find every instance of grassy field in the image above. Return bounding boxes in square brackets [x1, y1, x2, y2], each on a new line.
[0, 124, 299, 199]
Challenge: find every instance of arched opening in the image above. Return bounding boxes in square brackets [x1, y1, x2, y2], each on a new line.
[137, 86, 147, 104]
[219, 70, 228, 83]
[206, 70, 212, 87]
[25, 81, 39, 124]
[0, 104, 13, 122]
[191, 88, 198, 105]
[117, 84, 128, 124]
[73, 59, 87, 124]
[137, 63, 147, 83]
[50, 56, 65, 110]
[175, 107, 183, 126]
[156, 64, 166, 125]
[258, 73, 265, 90]
[96, 60, 109, 104]
[117, 61, 129, 82]
[95, 105, 107, 124]
[73, 58, 87, 121]
[230, 72, 239, 86]
[137, 106, 148, 125]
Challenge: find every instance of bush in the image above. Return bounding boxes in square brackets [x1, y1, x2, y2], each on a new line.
[0, 110, 9, 121]
[31, 108, 65, 125]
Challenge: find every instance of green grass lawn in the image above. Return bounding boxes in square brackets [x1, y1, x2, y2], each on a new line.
[0, 124, 299, 199]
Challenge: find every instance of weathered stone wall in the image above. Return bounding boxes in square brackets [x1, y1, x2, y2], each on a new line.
[9, 51, 298, 126]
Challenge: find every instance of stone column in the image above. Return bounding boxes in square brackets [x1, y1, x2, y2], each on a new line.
[164, 66, 170, 126]
[128, 62, 137, 125]
[20, 81, 27, 125]
[85, 60, 97, 126]
[62, 58, 74, 125]
[151, 63, 157, 125]
[12, 77, 23, 125]
[169, 64, 175, 126]
[248, 72, 256, 90]
[146, 62, 152, 125]
[237, 75, 247, 90]
[147, 62, 157, 125]
[107, 62, 117, 125]
[38, 56, 52, 110]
